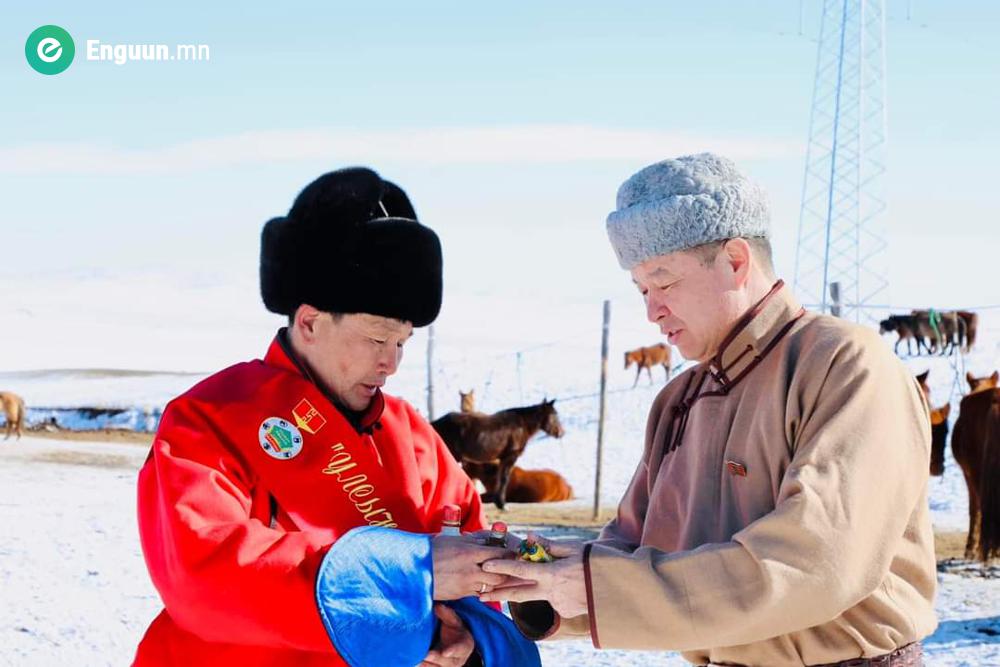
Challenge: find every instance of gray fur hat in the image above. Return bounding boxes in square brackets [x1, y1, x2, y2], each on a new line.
[605, 153, 770, 269]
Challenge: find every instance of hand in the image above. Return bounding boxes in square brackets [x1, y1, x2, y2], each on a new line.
[432, 534, 510, 600]
[479, 538, 589, 618]
[419, 604, 475, 667]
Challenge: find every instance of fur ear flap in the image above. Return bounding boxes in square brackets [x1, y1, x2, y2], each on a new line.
[260, 217, 299, 315]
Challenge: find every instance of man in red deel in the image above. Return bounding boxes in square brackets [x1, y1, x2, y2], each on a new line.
[133, 168, 541, 667]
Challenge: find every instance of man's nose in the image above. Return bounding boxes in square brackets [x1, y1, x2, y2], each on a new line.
[646, 292, 669, 324]
[378, 346, 401, 376]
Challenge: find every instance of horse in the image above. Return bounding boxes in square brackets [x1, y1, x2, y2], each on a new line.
[431, 399, 565, 509]
[911, 310, 944, 354]
[459, 389, 476, 413]
[943, 311, 968, 354]
[929, 403, 951, 477]
[916, 371, 951, 477]
[625, 343, 672, 387]
[910, 310, 967, 356]
[952, 370, 1000, 560]
[967, 370, 999, 393]
[0, 392, 26, 440]
[957, 310, 979, 353]
[462, 462, 574, 507]
[880, 316, 928, 356]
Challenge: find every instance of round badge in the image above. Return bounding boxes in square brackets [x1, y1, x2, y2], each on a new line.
[259, 417, 304, 460]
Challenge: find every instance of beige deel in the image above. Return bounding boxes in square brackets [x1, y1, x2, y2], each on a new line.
[512, 284, 936, 667]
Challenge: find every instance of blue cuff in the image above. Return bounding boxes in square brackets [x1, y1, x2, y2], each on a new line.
[447, 598, 542, 667]
[315, 526, 434, 667]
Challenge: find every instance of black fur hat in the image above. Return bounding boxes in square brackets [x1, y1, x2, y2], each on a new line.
[260, 167, 442, 327]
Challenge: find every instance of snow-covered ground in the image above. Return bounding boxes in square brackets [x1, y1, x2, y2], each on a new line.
[1, 310, 998, 665]
[2, 436, 999, 666]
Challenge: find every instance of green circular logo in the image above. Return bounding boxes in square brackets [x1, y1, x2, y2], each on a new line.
[25, 25, 75, 75]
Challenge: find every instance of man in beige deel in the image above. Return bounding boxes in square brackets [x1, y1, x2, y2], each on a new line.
[481, 153, 936, 666]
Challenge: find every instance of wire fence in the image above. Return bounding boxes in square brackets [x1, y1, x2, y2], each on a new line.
[402, 298, 996, 510]
[420, 299, 1000, 422]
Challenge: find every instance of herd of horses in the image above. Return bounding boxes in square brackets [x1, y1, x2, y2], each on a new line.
[878, 306, 1000, 562]
[920, 369, 1000, 562]
[880, 309, 978, 356]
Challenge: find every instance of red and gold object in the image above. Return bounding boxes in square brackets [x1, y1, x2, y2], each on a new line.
[486, 521, 508, 547]
[439, 504, 462, 536]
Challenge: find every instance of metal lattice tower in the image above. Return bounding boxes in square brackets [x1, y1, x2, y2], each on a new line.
[793, 0, 888, 321]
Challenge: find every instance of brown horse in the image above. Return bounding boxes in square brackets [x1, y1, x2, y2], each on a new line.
[625, 343, 672, 387]
[929, 404, 951, 477]
[915, 371, 951, 477]
[952, 370, 1000, 560]
[956, 310, 979, 353]
[459, 389, 476, 413]
[910, 310, 968, 356]
[462, 462, 574, 507]
[1, 392, 26, 440]
[431, 399, 565, 509]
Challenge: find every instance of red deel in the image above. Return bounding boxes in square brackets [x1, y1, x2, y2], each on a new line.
[134, 336, 487, 666]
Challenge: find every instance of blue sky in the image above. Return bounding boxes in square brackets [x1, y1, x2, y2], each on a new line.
[1, 1, 998, 370]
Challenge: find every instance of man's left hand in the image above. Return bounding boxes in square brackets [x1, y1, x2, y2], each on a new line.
[419, 604, 475, 667]
[478, 541, 588, 618]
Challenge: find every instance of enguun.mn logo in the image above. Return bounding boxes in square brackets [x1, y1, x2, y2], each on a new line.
[25, 25, 75, 75]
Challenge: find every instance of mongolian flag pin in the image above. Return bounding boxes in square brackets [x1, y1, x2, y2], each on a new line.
[293, 398, 327, 435]
[725, 460, 748, 477]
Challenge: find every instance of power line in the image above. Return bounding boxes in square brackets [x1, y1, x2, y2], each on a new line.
[803, 303, 1000, 312]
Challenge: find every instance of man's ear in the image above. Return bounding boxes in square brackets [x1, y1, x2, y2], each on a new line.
[292, 304, 322, 342]
[721, 238, 752, 287]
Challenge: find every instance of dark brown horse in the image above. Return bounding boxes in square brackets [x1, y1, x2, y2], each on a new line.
[462, 462, 574, 507]
[929, 403, 951, 477]
[911, 310, 966, 355]
[432, 399, 564, 509]
[881, 316, 928, 356]
[916, 371, 951, 477]
[957, 310, 979, 353]
[952, 370, 1000, 560]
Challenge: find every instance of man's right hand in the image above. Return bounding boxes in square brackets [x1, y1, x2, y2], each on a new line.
[431, 535, 510, 600]
[418, 604, 476, 667]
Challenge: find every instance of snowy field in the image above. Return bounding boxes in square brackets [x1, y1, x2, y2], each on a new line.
[1, 309, 999, 665]
[2, 435, 999, 667]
